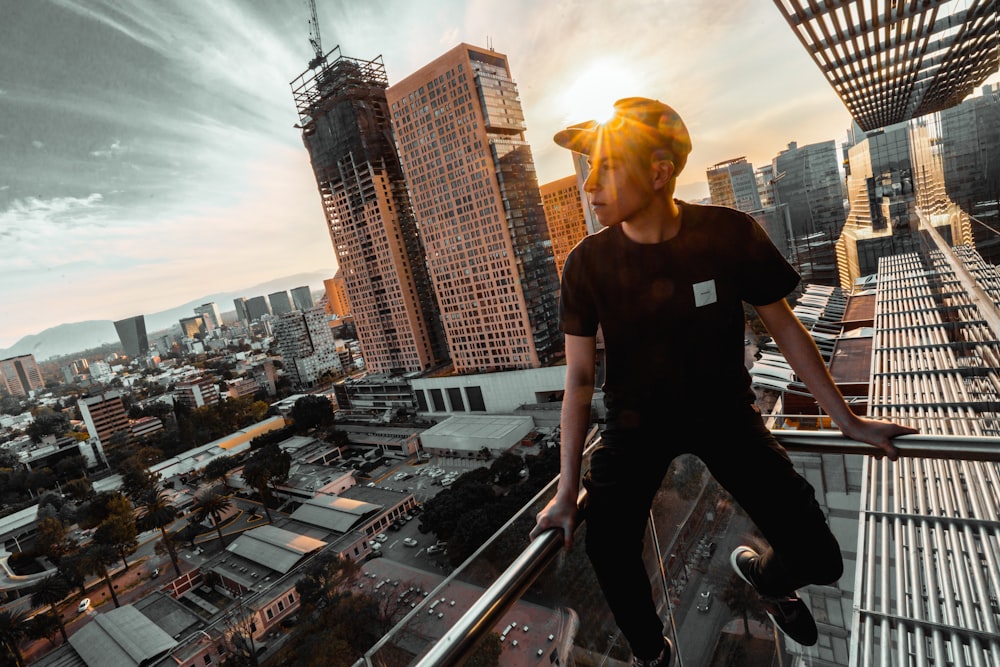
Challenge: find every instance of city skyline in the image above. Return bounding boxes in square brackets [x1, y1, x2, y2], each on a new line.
[3, 0, 997, 350]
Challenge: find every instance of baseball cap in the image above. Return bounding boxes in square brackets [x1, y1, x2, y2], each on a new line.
[553, 97, 692, 175]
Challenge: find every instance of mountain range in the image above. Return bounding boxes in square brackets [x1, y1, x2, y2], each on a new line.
[1, 271, 335, 363]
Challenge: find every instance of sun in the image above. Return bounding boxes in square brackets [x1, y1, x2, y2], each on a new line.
[559, 60, 643, 125]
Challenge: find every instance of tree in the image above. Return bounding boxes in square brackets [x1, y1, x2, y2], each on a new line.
[79, 544, 122, 608]
[28, 575, 70, 643]
[241, 445, 290, 522]
[93, 495, 138, 571]
[719, 571, 767, 639]
[192, 491, 233, 549]
[25, 411, 70, 444]
[295, 551, 361, 611]
[291, 395, 335, 433]
[202, 455, 239, 490]
[35, 517, 68, 564]
[25, 612, 60, 649]
[137, 490, 182, 578]
[63, 477, 93, 501]
[0, 609, 28, 667]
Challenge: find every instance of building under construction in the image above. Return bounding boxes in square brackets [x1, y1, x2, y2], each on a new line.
[290, 49, 448, 375]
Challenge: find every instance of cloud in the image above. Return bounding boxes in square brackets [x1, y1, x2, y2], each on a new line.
[31, 140, 44, 149]
[90, 139, 127, 158]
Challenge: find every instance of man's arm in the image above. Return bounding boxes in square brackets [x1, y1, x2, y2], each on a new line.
[756, 298, 917, 460]
[529, 333, 596, 548]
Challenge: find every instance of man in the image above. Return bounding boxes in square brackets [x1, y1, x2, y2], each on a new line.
[529, 97, 916, 667]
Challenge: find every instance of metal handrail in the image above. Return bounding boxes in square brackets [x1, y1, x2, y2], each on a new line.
[409, 431, 1000, 667]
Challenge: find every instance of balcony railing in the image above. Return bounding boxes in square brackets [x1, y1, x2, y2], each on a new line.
[354, 431, 1000, 667]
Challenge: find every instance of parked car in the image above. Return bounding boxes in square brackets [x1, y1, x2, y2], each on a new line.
[375, 533, 388, 543]
[697, 590, 713, 613]
[402, 537, 418, 547]
[151, 568, 160, 579]
[426, 543, 445, 555]
[77, 598, 91, 613]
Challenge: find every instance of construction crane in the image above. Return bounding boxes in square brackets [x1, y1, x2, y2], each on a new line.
[306, 0, 326, 69]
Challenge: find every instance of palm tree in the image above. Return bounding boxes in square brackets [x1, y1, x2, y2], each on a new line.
[0, 609, 28, 667]
[80, 544, 121, 608]
[193, 491, 233, 549]
[29, 575, 70, 644]
[137, 490, 182, 578]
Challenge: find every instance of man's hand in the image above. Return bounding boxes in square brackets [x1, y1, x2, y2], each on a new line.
[530, 496, 579, 550]
[841, 417, 918, 461]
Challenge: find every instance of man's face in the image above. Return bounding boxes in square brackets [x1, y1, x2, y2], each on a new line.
[583, 141, 657, 227]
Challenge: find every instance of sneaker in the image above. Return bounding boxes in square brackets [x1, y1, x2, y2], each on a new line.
[730, 546, 818, 646]
[631, 637, 675, 667]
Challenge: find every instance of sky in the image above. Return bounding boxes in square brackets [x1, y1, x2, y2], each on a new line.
[2, 0, 995, 351]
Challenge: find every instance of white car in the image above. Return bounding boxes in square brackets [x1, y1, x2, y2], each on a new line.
[402, 537, 418, 547]
[77, 598, 91, 613]
[375, 533, 388, 543]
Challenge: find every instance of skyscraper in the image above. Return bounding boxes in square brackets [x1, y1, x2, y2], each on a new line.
[771, 140, 847, 285]
[272, 307, 343, 388]
[540, 175, 589, 278]
[706, 157, 762, 212]
[290, 285, 315, 311]
[246, 295, 271, 322]
[836, 121, 973, 289]
[0, 354, 44, 397]
[291, 50, 447, 375]
[233, 297, 249, 324]
[268, 290, 294, 316]
[938, 83, 1000, 263]
[113, 315, 149, 359]
[178, 315, 207, 339]
[386, 43, 562, 374]
[194, 303, 222, 330]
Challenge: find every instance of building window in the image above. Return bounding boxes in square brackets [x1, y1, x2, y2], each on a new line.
[429, 388, 446, 412]
[267, 609, 274, 620]
[446, 387, 465, 411]
[205, 655, 213, 665]
[278, 600, 285, 612]
[415, 389, 428, 412]
[466, 386, 486, 411]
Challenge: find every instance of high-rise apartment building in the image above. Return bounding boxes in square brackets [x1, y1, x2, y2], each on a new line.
[707, 157, 762, 212]
[386, 43, 562, 374]
[113, 315, 149, 359]
[0, 354, 44, 397]
[323, 271, 351, 319]
[174, 376, 221, 409]
[291, 50, 447, 375]
[272, 307, 343, 388]
[78, 390, 130, 448]
[540, 175, 589, 278]
[290, 286, 314, 311]
[246, 295, 271, 322]
[194, 303, 222, 330]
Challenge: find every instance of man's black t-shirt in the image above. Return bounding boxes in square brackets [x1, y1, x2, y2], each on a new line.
[560, 201, 800, 410]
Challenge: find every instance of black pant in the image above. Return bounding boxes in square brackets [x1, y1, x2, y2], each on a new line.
[582, 401, 842, 658]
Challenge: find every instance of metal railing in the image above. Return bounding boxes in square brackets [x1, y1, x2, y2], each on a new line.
[397, 431, 1000, 667]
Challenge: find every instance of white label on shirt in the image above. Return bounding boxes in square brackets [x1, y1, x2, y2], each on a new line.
[693, 279, 717, 307]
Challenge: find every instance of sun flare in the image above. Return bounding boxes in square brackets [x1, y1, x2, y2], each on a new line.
[559, 60, 643, 125]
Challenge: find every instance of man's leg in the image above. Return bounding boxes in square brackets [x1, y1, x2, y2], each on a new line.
[701, 408, 842, 596]
[583, 434, 673, 660]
